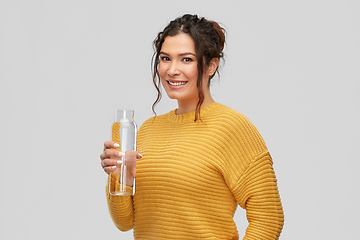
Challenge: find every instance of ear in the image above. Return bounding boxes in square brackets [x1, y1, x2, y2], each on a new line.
[207, 58, 219, 76]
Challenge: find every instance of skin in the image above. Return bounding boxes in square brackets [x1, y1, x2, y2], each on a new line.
[100, 32, 219, 182]
[100, 142, 141, 186]
[159, 32, 218, 115]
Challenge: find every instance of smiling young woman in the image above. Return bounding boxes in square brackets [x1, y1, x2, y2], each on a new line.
[158, 32, 218, 115]
[152, 14, 225, 121]
[101, 14, 284, 239]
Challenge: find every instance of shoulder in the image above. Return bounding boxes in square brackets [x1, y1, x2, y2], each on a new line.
[138, 112, 169, 131]
[211, 103, 267, 154]
[210, 103, 255, 130]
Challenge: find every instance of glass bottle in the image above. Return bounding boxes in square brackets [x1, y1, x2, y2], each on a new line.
[109, 109, 137, 195]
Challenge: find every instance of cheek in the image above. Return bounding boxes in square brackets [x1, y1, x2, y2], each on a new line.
[158, 63, 166, 79]
[158, 63, 168, 88]
[183, 65, 198, 80]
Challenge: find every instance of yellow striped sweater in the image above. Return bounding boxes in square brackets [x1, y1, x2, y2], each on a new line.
[106, 103, 284, 239]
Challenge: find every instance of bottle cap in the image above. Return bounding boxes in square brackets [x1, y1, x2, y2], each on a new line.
[114, 109, 134, 123]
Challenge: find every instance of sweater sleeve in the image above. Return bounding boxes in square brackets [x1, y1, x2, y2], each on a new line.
[106, 121, 135, 231]
[105, 173, 134, 231]
[231, 151, 284, 239]
[217, 109, 284, 239]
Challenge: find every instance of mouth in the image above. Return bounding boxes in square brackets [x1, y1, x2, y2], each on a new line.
[167, 80, 188, 86]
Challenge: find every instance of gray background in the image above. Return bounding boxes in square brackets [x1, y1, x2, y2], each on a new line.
[1, 0, 359, 239]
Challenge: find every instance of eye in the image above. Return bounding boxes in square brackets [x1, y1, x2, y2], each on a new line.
[183, 57, 193, 63]
[160, 56, 170, 61]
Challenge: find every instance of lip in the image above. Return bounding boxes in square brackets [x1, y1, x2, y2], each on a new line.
[166, 79, 188, 89]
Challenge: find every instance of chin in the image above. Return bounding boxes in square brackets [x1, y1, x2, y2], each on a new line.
[166, 93, 181, 100]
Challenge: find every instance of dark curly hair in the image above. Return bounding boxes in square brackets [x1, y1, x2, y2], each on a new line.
[151, 14, 226, 121]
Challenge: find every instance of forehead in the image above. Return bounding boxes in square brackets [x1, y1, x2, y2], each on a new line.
[161, 32, 195, 53]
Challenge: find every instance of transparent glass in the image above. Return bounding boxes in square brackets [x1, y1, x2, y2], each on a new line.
[109, 109, 137, 196]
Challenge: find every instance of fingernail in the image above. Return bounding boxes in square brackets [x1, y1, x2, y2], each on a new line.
[114, 143, 120, 148]
[138, 153, 143, 158]
[118, 152, 125, 157]
[111, 166, 116, 169]
[117, 160, 122, 165]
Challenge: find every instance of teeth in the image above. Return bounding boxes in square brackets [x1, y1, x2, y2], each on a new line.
[168, 81, 187, 86]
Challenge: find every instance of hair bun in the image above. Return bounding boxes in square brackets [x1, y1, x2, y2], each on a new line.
[208, 20, 226, 51]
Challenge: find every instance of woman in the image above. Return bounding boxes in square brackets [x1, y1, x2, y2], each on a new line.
[100, 14, 284, 239]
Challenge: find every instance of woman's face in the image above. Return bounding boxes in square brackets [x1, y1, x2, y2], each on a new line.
[159, 33, 207, 103]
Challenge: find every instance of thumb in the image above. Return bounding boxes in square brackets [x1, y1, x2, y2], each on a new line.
[136, 152, 143, 159]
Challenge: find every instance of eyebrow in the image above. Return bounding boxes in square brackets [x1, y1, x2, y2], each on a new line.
[160, 52, 196, 57]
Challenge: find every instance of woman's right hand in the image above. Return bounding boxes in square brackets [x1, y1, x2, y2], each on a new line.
[100, 141, 142, 178]
[100, 141, 123, 174]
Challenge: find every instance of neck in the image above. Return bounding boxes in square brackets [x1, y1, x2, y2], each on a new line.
[176, 94, 215, 115]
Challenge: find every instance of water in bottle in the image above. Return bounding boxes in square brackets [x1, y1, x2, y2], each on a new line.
[109, 109, 137, 195]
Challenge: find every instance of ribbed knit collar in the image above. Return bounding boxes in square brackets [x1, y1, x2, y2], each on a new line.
[167, 102, 221, 123]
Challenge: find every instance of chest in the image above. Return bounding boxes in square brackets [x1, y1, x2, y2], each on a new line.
[136, 123, 229, 190]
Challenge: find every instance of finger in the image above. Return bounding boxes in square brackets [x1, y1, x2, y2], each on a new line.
[102, 159, 122, 168]
[124, 151, 137, 169]
[104, 141, 120, 150]
[104, 149, 125, 159]
[123, 150, 141, 158]
[103, 166, 116, 174]
[100, 152, 106, 160]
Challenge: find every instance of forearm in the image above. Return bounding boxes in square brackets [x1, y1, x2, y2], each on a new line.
[234, 151, 284, 239]
[106, 173, 134, 231]
[243, 195, 284, 239]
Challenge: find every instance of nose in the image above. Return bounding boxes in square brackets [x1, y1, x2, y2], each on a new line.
[167, 62, 181, 76]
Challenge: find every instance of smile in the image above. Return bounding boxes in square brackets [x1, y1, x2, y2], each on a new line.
[167, 81, 188, 86]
